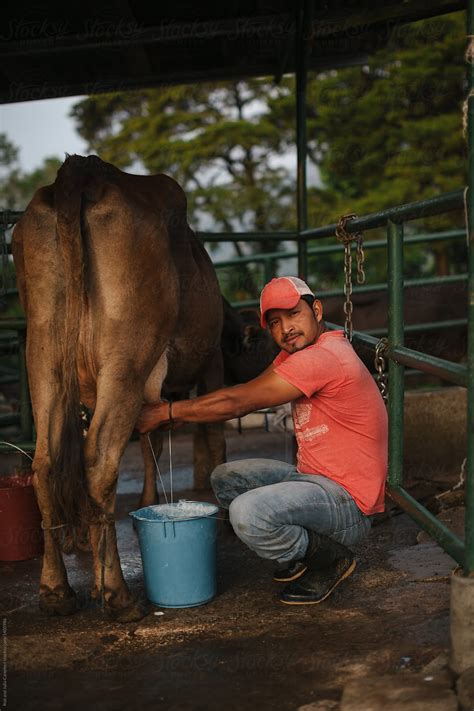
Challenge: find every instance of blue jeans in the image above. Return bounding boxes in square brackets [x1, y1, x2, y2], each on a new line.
[211, 459, 371, 565]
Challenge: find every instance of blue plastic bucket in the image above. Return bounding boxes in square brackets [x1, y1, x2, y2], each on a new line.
[129, 500, 218, 608]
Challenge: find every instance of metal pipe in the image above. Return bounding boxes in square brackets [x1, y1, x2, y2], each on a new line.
[198, 231, 296, 243]
[367, 318, 467, 337]
[0, 319, 26, 330]
[0, 414, 20, 426]
[325, 322, 468, 387]
[388, 344, 467, 386]
[315, 274, 467, 298]
[214, 234, 466, 267]
[466, 2, 474, 574]
[388, 486, 465, 566]
[300, 190, 464, 239]
[197, 227, 464, 249]
[296, 0, 310, 280]
[387, 221, 405, 488]
[0, 211, 23, 226]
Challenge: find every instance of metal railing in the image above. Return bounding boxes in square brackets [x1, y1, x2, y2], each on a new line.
[321, 193, 470, 572]
[0, 189, 470, 572]
[0, 167, 474, 573]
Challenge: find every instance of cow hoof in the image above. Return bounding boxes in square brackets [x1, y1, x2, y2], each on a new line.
[39, 587, 77, 616]
[107, 598, 150, 623]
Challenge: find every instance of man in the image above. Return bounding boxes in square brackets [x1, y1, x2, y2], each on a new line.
[137, 276, 388, 605]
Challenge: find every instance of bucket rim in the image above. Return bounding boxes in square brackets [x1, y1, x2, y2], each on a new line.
[129, 500, 219, 523]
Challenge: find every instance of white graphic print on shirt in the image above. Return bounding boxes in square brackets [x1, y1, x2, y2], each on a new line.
[293, 402, 329, 442]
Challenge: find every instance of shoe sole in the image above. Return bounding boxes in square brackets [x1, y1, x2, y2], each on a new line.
[273, 565, 308, 583]
[279, 559, 356, 605]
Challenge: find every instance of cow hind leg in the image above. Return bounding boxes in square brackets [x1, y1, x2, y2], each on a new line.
[193, 349, 226, 490]
[85, 383, 148, 622]
[33, 417, 79, 616]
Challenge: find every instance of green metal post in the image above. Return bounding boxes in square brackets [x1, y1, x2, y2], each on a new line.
[264, 257, 274, 286]
[387, 220, 405, 488]
[18, 329, 33, 468]
[296, 0, 310, 280]
[466, 3, 474, 574]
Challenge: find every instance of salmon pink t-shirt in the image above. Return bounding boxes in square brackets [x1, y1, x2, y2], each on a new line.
[273, 330, 388, 515]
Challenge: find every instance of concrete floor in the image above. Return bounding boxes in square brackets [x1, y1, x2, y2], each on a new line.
[0, 428, 460, 710]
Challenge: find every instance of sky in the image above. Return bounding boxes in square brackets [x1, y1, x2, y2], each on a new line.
[0, 93, 310, 267]
[0, 96, 88, 172]
[0, 95, 320, 186]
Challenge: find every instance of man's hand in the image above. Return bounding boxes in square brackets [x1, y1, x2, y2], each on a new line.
[136, 402, 170, 434]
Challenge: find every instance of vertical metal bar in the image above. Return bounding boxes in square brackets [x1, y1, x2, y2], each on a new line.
[387, 220, 405, 487]
[18, 329, 33, 468]
[296, 0, 310, 280]
[264, 256, 274, 285]
[465, 3, 474, 573]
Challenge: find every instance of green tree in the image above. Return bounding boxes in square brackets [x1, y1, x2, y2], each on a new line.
[0, 137, 63, 314]
[70, 12, 466, 297]
[303, 11, 466, 283]
[71, 81, 301, 299]
[70, 80, 300, 299]
[0, 134, 62, 211]
[0, 133, 19, 170]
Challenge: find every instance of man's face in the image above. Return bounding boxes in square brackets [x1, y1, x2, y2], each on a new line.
[266, 299, 324, 354]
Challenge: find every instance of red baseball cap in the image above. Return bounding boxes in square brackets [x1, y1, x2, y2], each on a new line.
[259, 276, 315, 328]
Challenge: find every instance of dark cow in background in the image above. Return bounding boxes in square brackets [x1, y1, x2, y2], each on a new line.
[221, 297, 278, 384]
[12, 154, 225, 621]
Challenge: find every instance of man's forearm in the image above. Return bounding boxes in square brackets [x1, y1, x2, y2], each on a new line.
[136, 370, 302, 434]
[172, 385, 254, 424]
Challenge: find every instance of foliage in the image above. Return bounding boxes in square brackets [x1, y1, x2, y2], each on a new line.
[303, 12, 467, 284]
[0, 134, 62, 211]
[69, 12, 467, 298]
[70, 81, 297, 232]
[71, 80, 301, 300]
[0, 12, 467, 303]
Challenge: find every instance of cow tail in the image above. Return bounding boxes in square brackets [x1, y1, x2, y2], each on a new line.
[49, 155, 92, 530]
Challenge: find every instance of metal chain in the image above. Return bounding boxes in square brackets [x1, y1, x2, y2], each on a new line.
[356, 236, 365, 284]
[374, 337, 389, 404]
[335, 213, 365, 342]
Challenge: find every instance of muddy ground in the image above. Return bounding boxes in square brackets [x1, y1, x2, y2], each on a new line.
[0, 427, 461, 710]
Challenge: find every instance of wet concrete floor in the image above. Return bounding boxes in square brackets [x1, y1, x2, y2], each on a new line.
[0, 428, 458, 710]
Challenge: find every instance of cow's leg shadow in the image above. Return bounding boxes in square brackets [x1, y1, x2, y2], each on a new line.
[193, 349, 226, 491]
[85, 384, 149, 622]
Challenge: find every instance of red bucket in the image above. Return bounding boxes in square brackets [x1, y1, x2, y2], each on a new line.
[0, 472, 43, 561]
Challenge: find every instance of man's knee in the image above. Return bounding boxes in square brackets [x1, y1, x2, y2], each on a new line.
[229, 494, 248, 532]
[229, 491, 263, 536]
[210, 462, 232, 492]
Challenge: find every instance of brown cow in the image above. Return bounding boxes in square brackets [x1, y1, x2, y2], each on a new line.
[12, 154, 225, 621]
